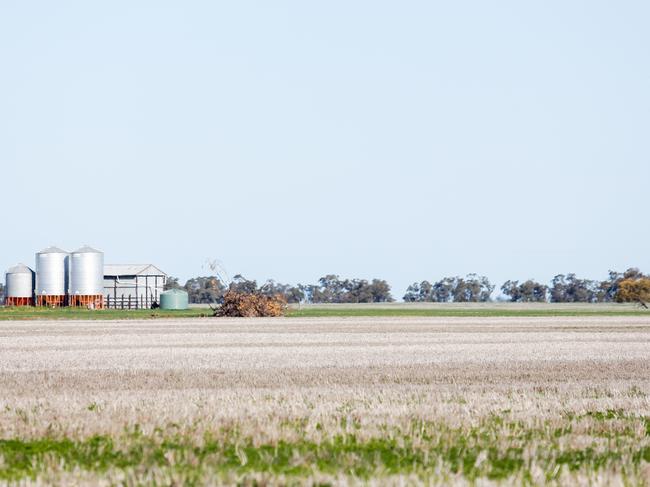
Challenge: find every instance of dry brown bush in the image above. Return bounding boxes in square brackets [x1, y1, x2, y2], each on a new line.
[215, 291, 287, 317]
[616, 277, 650, 308]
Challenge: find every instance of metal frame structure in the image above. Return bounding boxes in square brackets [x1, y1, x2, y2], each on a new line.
[36, 295, 66, 307]
[5, 297, 34, 307]
[69, 295, 104, 309]
[104, 265, 167, 309]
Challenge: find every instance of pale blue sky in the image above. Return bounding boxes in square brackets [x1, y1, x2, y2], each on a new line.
[1, 1, 649, 298]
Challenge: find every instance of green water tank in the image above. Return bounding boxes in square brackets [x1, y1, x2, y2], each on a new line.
[160, 289, 189, 310]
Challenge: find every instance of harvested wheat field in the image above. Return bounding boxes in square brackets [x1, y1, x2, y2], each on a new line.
[1, 316, 650, 486]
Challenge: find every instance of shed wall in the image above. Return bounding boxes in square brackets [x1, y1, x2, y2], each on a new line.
[104, 275, 166, 309]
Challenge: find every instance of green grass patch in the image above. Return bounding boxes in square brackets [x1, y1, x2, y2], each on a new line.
[1, 303, 647, 320]
[287, 306, 649, 318]
[1, 417, 649, 482]
[0, 307, 209, 321]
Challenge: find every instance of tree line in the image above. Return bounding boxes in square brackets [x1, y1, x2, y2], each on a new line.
[2, 268, 647, 306]
[166, 274, 394, 305]
[165, 267, 649, 305]
[404, 268, 648, 304]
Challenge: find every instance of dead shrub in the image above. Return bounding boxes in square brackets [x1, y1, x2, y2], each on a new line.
[215, 291, 287, 317]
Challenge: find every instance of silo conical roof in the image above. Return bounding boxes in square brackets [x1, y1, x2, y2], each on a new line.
[5, 263, 35, 298]
[72, 245, 102, 254]
[6, 264, 33, 274]
[37, 246, 68, 254]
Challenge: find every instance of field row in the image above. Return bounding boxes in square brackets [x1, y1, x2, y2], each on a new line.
[0, 316, 649, 484]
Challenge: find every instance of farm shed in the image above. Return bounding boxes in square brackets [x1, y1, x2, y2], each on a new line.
[103, 264, 167, 309]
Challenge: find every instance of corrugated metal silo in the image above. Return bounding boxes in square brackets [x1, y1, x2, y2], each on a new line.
[35, 246, 69, 307]
[5, 264, 35, 306]
[69, 246, 105, 309]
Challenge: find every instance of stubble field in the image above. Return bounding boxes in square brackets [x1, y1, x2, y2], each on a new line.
[1, 316, 649, 485]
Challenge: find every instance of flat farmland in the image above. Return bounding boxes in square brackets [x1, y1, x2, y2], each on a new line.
[1, 316, 650, 485]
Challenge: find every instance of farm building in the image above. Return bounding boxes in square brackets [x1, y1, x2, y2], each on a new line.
[103, 264, 167, 309]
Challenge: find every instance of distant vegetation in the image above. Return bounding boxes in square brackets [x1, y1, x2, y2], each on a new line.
[404, 274, 494, 302]
[2, 267, 647, 308]
[168, 274, 394, 305]
[405, 268, 648, 304]
[165, 267, 649, 307]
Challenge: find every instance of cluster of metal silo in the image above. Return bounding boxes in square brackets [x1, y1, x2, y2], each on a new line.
[68, 246, 104, 309]
[4, 264, 35, 306]
[4, 245, 105, 309]
[35, 246, 69, 307]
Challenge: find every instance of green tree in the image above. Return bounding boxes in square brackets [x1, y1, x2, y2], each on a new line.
[452, 274, 494, 302]
[259, 280, 305, 303]
[163, 276, 182, 291]
[432, 278, 456, 302]
[229, 275, 258, 294]
[367, 279, 394, 303]
[404, 276, 491, 302]
[304, 275, 393, 303]
[501, 280, 548, 302]
[184, 276, 227, 304]
[403, 281, 432, 302]
[550, 274, 598, 302]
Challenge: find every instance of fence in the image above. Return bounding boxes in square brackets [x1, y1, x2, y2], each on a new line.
[105, 295, 158, 310]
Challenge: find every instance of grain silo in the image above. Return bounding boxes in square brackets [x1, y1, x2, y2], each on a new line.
[4, 264, 35, 306]
[35, 246, 69, 307]
[69, 246, 104, 309]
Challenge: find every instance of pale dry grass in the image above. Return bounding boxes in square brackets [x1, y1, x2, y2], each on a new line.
[0, 316, 649, 485]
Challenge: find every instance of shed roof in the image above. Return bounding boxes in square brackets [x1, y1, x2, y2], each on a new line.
[104, 264, 167, 277]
